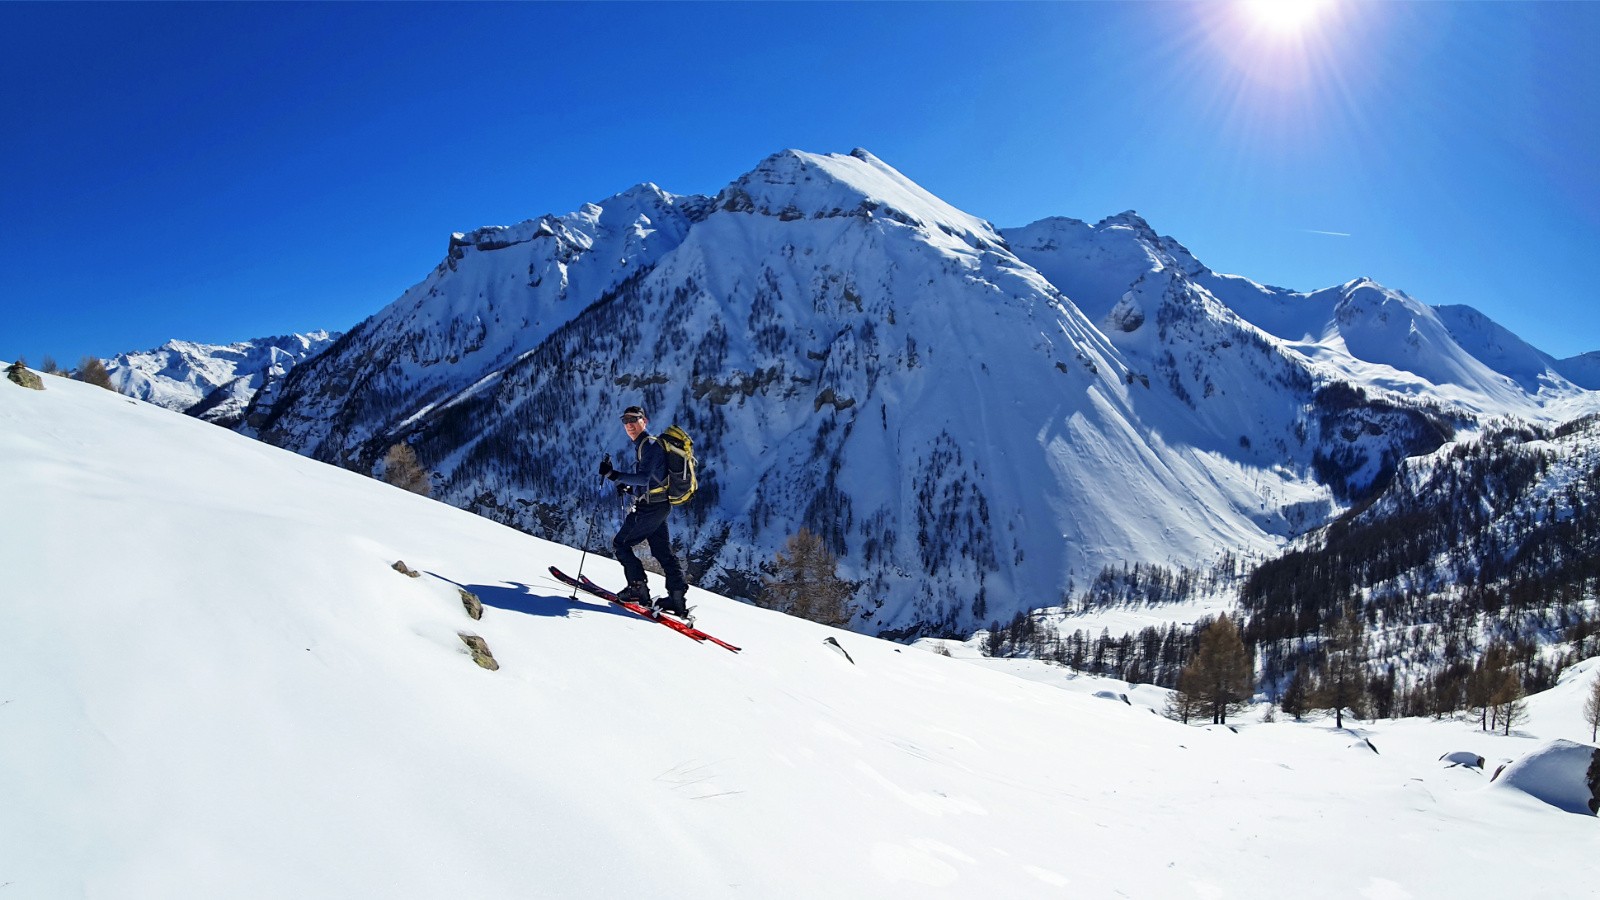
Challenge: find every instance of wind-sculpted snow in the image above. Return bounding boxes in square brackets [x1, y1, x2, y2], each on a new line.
[242, 148, 1597, 636]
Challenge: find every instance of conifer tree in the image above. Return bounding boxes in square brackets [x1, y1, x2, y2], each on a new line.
[382, 442, 432, 497]
[1280, 662, 1312, 721]
[762, 528, 854, 628]
[1164, 678, 1206, 724]
[1170, 615, 1255, 725]
[1491, 672, 1528, 736]
[1468, 641, 1513, 732]
[1312, 607, 1370, 729]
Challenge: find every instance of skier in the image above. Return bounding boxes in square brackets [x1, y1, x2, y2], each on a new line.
[598, 405, 691, 619]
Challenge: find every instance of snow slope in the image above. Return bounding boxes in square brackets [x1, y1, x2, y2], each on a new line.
[1555, 350, 1600, 391]
[4, 369, 1597, 899]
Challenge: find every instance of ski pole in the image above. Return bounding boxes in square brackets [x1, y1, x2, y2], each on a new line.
[572, 453, 609, 594]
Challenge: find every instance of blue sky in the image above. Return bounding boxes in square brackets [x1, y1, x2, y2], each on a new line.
[4, 1, 1597, 368]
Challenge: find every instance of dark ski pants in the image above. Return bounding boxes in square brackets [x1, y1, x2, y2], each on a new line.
[613, 500, 687, 594]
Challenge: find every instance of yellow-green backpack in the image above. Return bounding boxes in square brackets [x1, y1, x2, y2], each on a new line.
[658, 424, 697, 505]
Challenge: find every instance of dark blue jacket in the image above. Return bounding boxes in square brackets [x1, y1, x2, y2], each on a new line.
[615, 432, 670, 502]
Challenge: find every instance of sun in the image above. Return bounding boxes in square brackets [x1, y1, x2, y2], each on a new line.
[1238, 0, 1335, 38]
[1200, 0, 1350, 89]
[1175, 0, 1380, 144]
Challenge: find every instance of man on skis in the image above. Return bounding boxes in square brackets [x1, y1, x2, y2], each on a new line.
[598, 405, 692, 620]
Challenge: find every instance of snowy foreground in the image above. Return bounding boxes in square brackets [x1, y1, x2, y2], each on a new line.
[3, 371, 1597, 900]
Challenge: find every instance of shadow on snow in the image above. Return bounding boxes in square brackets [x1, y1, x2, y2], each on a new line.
[428, 572, 635, 622]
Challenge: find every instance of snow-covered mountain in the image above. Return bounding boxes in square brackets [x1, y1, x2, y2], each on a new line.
[239, 187, 706, 445]
[6, 368, 1599, 899]
[244, 149, 1599, 637]
[1005, 216, 1596, 417]
[105, 331, 340, 426]
[1552, 350, 1600, 391]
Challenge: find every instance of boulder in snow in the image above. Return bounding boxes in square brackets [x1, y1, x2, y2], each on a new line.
[458, 633, 499, 671]
[1440, 750, 1485, 769]
[1489, 739, 1600, 815]
[459, 587, 484, 621]
[6, 362, 43, 390]
[824, 636, 855, 664]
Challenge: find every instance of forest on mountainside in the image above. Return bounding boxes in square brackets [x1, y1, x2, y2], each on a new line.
[983, 416, 1600, 722]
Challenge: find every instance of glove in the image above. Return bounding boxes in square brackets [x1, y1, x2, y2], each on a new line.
[598, 456, 614, 479]
[616, 483, 633, 496]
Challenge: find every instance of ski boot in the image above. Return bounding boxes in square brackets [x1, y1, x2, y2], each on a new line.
[656, 589, 693, 625]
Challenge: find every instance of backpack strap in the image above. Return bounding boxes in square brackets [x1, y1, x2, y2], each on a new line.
[636, 434, 670, 502]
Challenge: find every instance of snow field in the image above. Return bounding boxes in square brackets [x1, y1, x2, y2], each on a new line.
[3, 372, 1597, 899]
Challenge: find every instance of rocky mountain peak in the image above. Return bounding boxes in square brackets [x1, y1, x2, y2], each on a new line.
[714, 148, 1004, 251]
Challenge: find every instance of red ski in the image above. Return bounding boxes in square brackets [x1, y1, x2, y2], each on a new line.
[549, 566, 742, 653]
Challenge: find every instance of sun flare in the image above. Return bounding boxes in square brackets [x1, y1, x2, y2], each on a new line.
[1200, 0, 1354, 92]
[1239, 0, 1334, 38]
[1181, 0, 1375, 145]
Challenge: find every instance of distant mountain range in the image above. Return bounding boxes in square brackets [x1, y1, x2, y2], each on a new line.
[105, 331, 341, 427]
[106, 149, 1600, 638]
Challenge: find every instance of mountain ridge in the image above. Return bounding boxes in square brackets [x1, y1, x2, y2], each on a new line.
[120, 148, 1599, 636]
[104, 330, 340, 427]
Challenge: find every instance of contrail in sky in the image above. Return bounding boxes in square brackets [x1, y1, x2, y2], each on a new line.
[1302, 229, 1352, 237]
